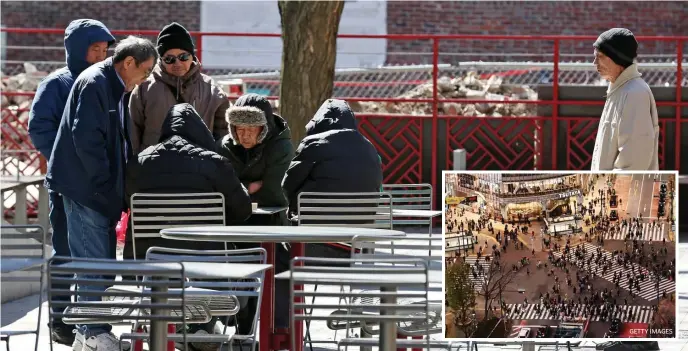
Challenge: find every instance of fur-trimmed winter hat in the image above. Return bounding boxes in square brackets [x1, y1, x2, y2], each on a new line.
[225, 106, 269, 145]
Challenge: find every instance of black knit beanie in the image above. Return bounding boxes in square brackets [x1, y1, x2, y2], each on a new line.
[593, 28, 638, 68]
[156, 22, 195, 58]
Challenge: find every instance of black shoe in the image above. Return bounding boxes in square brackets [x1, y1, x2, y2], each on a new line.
[48, 320, 76, 345]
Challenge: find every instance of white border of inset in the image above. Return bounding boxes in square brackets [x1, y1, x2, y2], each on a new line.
[441, 170, 679, 343]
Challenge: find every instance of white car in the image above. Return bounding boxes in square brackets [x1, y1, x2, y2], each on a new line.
[518, 328, 531, 338]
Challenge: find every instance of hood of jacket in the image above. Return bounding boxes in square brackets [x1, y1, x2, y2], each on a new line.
[159, 103, 216, 150]
[65, 19, 116, 76]
[305, 99, 358, 136]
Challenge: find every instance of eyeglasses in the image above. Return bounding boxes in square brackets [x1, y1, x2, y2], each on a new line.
[162, 52, 192, 65]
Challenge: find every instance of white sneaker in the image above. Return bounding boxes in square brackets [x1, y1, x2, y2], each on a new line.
[82, 332, 122, 351]
[71, 330, 85, 351]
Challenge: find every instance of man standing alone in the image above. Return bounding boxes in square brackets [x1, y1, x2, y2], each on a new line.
[45, 36, 158, 351]
[28, 19, 115, 346]
[590, 28, 659, 171]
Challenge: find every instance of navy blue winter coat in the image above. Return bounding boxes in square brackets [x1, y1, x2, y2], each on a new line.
[28, 19, 115, 161]
[45, 57, 132, 221]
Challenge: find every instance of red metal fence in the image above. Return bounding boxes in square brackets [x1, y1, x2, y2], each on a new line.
[2, 28, 687, 203]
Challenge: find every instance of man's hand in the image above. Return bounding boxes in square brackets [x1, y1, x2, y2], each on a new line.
[248, 181, 263, 194]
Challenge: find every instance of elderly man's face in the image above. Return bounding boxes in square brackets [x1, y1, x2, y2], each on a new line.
[235, 125, 263, 149]
[593, 49, 623, 82]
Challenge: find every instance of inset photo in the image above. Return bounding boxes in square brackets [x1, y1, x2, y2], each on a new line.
[443, 171, 677, 339]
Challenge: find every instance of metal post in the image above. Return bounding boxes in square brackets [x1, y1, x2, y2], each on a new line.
[38, 185, 50, 234]
[453, 149, 467, 171]
[150, 277, 169, 351]
[379, 286, 397, 351]
[522, 342, 535, 351]
[14, 185, 27, 225]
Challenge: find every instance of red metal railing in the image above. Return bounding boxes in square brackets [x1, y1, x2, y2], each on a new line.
[2, 28, 687, 211]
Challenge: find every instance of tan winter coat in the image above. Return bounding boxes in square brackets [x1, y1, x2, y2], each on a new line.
[129, 61, 229, 155]
[590, 64, 659, 171]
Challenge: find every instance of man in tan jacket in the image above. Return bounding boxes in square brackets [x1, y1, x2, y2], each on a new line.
[590, 28, 659, 171]
[129, 22, 229, 155]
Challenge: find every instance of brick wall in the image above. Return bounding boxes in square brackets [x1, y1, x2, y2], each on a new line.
[1, 1, 686, 70]
[386, 1, 688, 64]
[1, 1, 200, 72]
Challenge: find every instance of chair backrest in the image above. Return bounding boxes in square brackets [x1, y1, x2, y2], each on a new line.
[288, 256, 431, 350]
[130, 192, 226, 259]
[383, 183, 433, 227]
[1, 224, 47, 306]
[351, 234, 442, 262]
[0, 224, 46, 277]
[145, 246, 266, 292]
[145, 246, 266, 336]
[48, 256, 192, 340]
[382, 183, 432, 210]
[297, 192, 393, 229]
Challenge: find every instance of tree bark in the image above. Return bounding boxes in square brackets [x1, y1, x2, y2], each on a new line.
[278, 0, 345, 148]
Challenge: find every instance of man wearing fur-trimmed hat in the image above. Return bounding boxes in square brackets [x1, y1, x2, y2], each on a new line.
[591, 28, 659, 171]
[218, 93, 294, 219]
[129, 22, 229, 155]
[216, 93, 293, 337]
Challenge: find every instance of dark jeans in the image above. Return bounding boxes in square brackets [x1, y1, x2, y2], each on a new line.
[48, 191, 70, 323]
[63, 195, 117, 337]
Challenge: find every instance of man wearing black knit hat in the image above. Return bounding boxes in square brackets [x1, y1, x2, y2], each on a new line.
[129, 21, 229, 155]
[590, 28, 659, 171]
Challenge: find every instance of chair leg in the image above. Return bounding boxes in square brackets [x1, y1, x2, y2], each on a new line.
[5, 336, 10, 351]
[304, 283, 317, 351]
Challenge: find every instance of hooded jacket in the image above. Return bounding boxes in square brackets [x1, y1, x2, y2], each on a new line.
[590, 63, 660, 171]
[28, 19, 115, 161]
[281, 99, 383, 212]
[129, 61, 229, 155]
[217, 94, 294, 211]
[125, 103, 252, 224]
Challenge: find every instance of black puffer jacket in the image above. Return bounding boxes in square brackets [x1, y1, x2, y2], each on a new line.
[126, 103, 252, 224]
[282, 99, 383, 215]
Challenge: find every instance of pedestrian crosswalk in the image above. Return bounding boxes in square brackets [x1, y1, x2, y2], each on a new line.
[552, 243, 675, 301]
[603, 222, 666, 241]
[463, 255, 492, 292]
[505, 303, 655, 323]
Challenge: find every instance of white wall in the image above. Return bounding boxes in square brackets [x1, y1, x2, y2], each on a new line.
[200, 0, 387, 69]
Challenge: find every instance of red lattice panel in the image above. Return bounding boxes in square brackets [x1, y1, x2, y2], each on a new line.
[2, 107, 42, 218]
[565, 118, 598, 170]
[446, 117, 541, 170]
[357, 116, 423, 184]
[565, 118, 667, 170]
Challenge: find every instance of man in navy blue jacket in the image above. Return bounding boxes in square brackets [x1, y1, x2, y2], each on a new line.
[45, 35, 157, 351]
[27, 19, 115, 346]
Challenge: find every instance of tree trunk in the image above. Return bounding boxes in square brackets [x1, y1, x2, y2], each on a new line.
[278, 1, 345, 148]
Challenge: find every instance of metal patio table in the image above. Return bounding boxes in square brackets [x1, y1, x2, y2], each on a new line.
[160, 226, 406, 351]
[59, 260, 271, 351]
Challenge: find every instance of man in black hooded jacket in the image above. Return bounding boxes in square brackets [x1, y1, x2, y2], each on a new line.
[124, 103, 252, 236]
[123, 103, 252, 350]
[282, 99, 383, 258]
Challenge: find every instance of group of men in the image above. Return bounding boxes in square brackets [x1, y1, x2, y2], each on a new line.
[28, 19, 382, 351]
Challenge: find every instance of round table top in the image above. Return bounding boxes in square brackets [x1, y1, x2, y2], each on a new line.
[160, 226, 406, 243]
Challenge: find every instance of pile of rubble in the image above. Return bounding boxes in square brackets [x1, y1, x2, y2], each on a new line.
[351, 72, 539, 117]
[1, 63, 48, 149]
